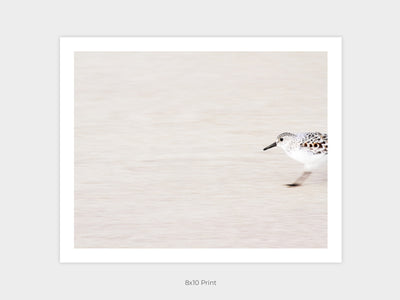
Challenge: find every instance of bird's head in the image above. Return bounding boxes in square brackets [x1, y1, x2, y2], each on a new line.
[263, 132, 296, 151]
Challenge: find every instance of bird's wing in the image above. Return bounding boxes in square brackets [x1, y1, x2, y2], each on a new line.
[299, 132, 328, 155]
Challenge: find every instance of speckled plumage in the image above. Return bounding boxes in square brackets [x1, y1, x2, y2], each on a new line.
[278, 132, 328, 156]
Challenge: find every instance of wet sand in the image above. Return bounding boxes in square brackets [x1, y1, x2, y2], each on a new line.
[74, 52, 327, 248]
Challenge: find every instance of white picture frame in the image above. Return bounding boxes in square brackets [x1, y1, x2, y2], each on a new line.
[60, 37, 342, 263]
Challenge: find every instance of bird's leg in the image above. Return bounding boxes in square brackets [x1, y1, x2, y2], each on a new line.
[286, 171, 312, 187]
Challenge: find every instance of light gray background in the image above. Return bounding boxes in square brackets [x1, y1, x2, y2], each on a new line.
[0, 1, 398, 299]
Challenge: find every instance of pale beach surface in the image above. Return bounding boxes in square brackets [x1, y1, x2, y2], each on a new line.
[74, 52, 327, 248]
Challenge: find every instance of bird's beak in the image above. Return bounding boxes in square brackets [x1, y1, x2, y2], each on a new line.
[263, 142, 277, 151]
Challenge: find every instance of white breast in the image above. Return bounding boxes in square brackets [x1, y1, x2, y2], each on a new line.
[285, 148, 327, 170]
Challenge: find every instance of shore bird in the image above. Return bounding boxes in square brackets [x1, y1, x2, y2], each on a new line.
[263, 132, 328, 187]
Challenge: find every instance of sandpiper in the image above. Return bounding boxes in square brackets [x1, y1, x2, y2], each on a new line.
[263, 132, 328, 187]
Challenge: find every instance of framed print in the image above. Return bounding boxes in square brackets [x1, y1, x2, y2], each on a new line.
[60, 37, 342, 262]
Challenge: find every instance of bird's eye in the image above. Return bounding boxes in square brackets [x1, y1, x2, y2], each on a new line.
[280, 138, 283, 142]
